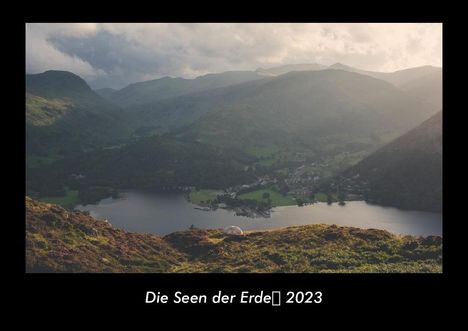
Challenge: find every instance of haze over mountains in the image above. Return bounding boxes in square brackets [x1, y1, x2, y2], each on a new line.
[108, 71, 264, 108]
[334, 111, 442, 212]
[26, 62, 442, 212]
[255, 63, 328, 76]
[94, 62, 442, 117]
[327, 63, 442, 108]
[96, 62, 442, 108]
[174, 69, 437, 152]
[99, 63, 441, 146]
[26, 63, 440, 160]
[94, 87, 117, 99]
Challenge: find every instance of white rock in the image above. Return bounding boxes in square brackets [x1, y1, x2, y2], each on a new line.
[223, 226, 244, 235]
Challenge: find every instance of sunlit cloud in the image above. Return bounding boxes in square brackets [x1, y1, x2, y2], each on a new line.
[26, 23, 442, 89]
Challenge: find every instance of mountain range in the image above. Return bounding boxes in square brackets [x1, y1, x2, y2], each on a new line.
[255, 63, 327, 76]
[24, 59, 444, 276]
[328, 63, 442, 108]
[96, 62, 442, 110]
[97, 62, 442, 141]
[106, 71, 264, 108]
[26, 62, 442, 212]
[172, 69, 438, 153]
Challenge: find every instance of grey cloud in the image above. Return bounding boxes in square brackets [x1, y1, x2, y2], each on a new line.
[26, 23, 442, 89]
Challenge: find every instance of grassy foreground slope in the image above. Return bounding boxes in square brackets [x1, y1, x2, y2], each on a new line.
[26, 197, 442, 273]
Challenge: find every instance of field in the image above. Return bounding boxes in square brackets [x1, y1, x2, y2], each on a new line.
[238, 188, 296, 206]
[245, 145, 282, 166]
[38, 189, 79, 209]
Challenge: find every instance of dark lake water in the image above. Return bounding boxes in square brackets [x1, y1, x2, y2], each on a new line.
[75, 191, 442, 236]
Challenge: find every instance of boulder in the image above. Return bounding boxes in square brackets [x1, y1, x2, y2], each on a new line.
[223, 226, 244, 236]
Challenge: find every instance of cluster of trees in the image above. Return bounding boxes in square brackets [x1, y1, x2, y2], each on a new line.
[78, 186, 119, 205]
[26, 135, 257, 202]
[216, 194, 272, 212]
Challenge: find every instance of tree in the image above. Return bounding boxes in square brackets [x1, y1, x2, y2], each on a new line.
[262, 192, 270, 199]
[338, 192, 346, 206]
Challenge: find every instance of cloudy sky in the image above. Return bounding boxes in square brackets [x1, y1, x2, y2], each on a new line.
[26, 23, 442, 89]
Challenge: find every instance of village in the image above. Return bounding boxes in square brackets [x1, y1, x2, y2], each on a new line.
[185, 147, 369, 219]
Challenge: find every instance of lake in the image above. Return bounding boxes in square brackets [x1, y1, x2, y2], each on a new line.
[75, 191, 442, 236]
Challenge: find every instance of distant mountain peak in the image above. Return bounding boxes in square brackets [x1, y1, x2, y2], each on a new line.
[255, 63, 327, 76]
[26, 70, 92, 98]
[328, 63, 359, 71]
[329, 62, 346, 67]
[41, 69, 81, 76]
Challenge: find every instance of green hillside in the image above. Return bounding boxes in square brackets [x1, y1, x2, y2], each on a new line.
[328, 63, 442, 109]
[112, 70, 264, 108]
[26, 135, 256, 203]
[26, 69, 440, 207]
[333, 112, 442, 212]
[26, 71, 131, 166]
[175, 70, 438, 155]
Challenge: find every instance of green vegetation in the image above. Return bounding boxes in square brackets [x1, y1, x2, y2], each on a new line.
[189, 189, 221, 205]
[26, 70, 132, 165]
[167, 226, 442, 273]
[77, 186, 119, 206]
[245, 145, 284, 166]
[26, 69, 440, 214]
[26, 197, 442, 273]
[26, 197, 183, 272]
[26, 152, 62, 168]
[24, 67, 443, 274]
[26, 135, 257, 200]
[238, 188, 295, 207]
[246, 145, 279, 158]
[314, 192, 338, 203]
[26, 93, 72, 126]
[176, 70, 437, 156]
[334, 112, 442, 212]
[38, 189, 79, 209]
[114, 71, 263, 108]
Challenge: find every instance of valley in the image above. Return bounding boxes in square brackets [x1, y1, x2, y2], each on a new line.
[26, 65, 441, 215]
[25, 61, 443, 273]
